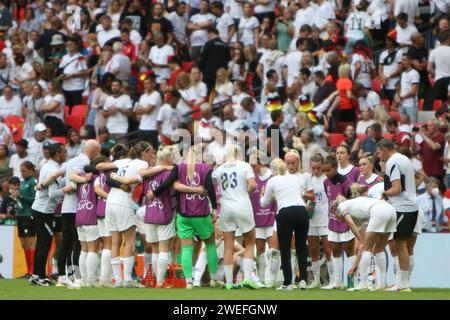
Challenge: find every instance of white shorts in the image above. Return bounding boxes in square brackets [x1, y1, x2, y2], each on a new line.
[413, 207, 424, 236]
[255, 226, 274, 240]
[219, 204, 255, 234]
[77, 225, 100, 242]
[367, 202, 397, 234]
[145, 219, 176, 243]
[135, 206, 146, 235]
[308, 225, 329, 237]
[105, 203, 136, 233]
[328, 230, 354, 243]
[97, 218, 111, 238]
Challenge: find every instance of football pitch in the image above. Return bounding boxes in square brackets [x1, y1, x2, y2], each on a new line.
[1, 280, 450, 300]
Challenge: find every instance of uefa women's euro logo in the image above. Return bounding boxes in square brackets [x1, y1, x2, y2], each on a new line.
[186, 172, 205, 200]
[148, 180, 164, 209]
[78, 183, 94, 211]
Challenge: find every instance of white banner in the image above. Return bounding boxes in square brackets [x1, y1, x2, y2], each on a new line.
[0, 225, 15, 279]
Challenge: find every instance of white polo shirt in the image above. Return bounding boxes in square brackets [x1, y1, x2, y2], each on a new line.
[138, 91, 162, 131]
[104, 94, 133, 134]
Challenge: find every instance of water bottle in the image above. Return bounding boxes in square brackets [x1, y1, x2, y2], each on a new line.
[347, 273, 354, 289]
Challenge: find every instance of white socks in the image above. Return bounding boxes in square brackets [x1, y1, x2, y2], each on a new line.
[193, 251, 207, 284]
[358, 251, 372, 289]
[333, 257, 343, 286]
[79, 251, 88, 282]
[267, 249, 280, 284]
[143, 253, 152, 277]
[52, 257, 58, 275]
[111, 257, 122, 283]
[157, 252, 169, 286]
[123, 256, 134, 282]
[224, 265, 233, 285]
[399, 270, 410, 289]
[327, 260, 334, 283]
[311, 260, 321, 283]
[86, 252, 98, 283]
[409, 255, 414, 281]
[375, 252, 387, 289]
[100, 249, 112, 282]
[152, 253, 159, 278]
[243, 258, 253, 281]
[393, 256, 400, 286]
[257, 254, 266, 284]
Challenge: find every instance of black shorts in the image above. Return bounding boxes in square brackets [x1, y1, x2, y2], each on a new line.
[17, 216, 36, 238]
[54, 216, 63, 233]
[394, 211, 418, 240]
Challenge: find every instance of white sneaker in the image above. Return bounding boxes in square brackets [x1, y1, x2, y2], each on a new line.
[67, 278, 81, 290]
[354, 284, 368, 291]
[385, 284, 398, 292]
[193, 280, 201, 288]
[99, 279, 114, 288]
[307, 280, 320, 289]
[321, 283, 336, 290]
[276, 284, 293, 291]
[299, 280, 307, 290]
[186, 282, 194, 289]
[122, 280, 144, 288]
[210, 280, 224, 288]
[56, 276, 68, 287]
[265, 280, 274, 288]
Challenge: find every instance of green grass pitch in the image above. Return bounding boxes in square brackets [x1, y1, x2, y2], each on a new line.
[1, 280, 450, 300]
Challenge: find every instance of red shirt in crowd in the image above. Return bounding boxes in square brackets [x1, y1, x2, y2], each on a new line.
[395, 131, 411, 147]
[421, 133, 445, 176]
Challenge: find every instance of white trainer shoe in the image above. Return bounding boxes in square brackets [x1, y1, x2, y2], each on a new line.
[276, 284, 293, 291]
[307, 280, 320, 289]
[299, 280, 307, 290]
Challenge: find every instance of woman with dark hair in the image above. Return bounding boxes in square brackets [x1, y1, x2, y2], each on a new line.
[228, 47, 248, 82]
[86, 72, 115, 139]
[66, 128, 86, 160]
[19, 6, 40, 33]
[0, 144, 11, 183]
[12, 53, 36, 91]
[341, 124, 361, 162]
[41, 80, 65, 137]
[17, 161, 37, 278]
[351, 40, 375, 90]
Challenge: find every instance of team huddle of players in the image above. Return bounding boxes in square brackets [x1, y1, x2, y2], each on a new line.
[29, 137, 419, 292]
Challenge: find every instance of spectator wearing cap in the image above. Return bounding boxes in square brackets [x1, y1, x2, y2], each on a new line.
[59, 36, 89, 109]
[48, 34, 67, 67]
[38, 141, 53, 169]
[394, 13, 418, 48]
[96, 15, 120, 48]
[135, 73, 161, 149]
[167, 2, 189, 59]
[9, 139, 37, 179]
[378, 30, 403, 104]
[148, 32, 174, 85]
[102, 79, 133, 143]
[105, 41, 131, 82]
[428, 30, 450, 104]
[34, 17, 66, 62]
[0, 85, 22, 118]
[188, 0, 214, 61]
[156, 89, 182, 145]
[28, 123, 53, 166]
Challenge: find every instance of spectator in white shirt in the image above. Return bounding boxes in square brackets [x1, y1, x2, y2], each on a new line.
[197, 102, 223, 141]
[188, 0, 214, 60]
[223, 104, 244, 143]
[344, 2, 370, 54]
[395, 54, 420, 123]
[135, 74, 162, 149]
[59, 36, 89, 108]
[294, 0, 316, 37]
[157, 89, 182, 145]
[394, 0, 420, 25]
[238, 3, 260, 48]
[102, 80, 133, 143]
[352, 82, 380, 111]
[41, 80, 65, 137]
[211, 1, 235, 44]
[395, 13, 418, 48]
[168, 2, 189, 56]
[428, 30, 450, 103]
[148, 32, 175, 85]
[313, 0, 336, 38]
[0, 85, 22, 118]
[97, 15, 120, 48]
[105, 42, 131, 81]
[9, 139, 37, 179]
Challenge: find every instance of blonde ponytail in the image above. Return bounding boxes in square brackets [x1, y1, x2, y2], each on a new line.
[350, 183, 370, 198]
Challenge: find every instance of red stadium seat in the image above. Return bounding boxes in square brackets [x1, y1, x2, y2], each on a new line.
[372, 78, 381, 95]
[71, 104, 88, 118]
[433, 100, 442, 111]
[64, 105, 70, 117]
[65, 115, 84, 133]
[388, 111, 400, 121]
[182, 61, 195, 73]
[329, 133, 346, 148]
[383, 133, 395, 140]
[52, 136, 67, 145]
